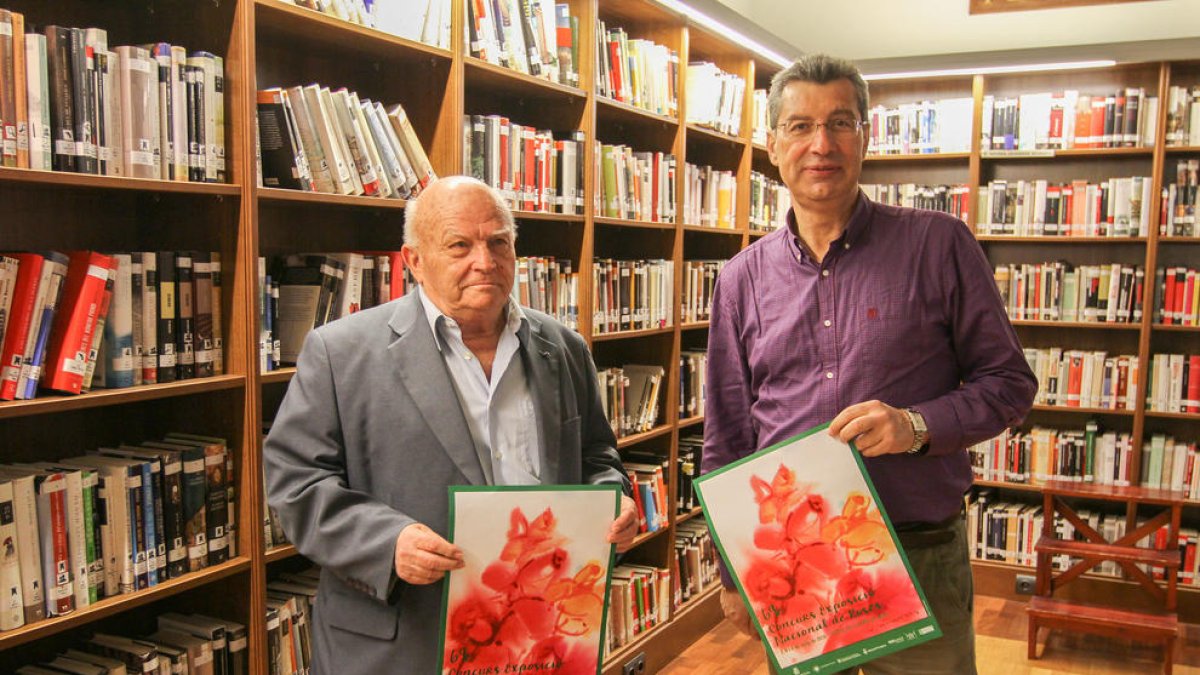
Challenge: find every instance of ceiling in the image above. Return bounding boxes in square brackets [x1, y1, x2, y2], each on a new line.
[694, 0, 1200, 73]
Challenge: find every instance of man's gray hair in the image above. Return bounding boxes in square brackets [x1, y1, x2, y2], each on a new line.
[402, 176, 518, 249]
[767, 54, 870, 129]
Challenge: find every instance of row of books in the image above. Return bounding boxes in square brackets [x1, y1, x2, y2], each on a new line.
[993, 262, 1145, 324]
[1164, 84, 1200, 147]
[0, 13, 225, 181]
[12, 611, 247, 675]
[751, 89, 769, 146]
[621, 451, 669, 534]
[464, 114, 585, 214]
[977, 176, 1154, 237]
[685, 62, 744, 137]
[677, 435, 702, 513]
[969, 423, 1132, 486]
[861, 183, 971, 223]
[982, 90, 1158, 151]
[265, 566, 319, 675]
[467, 0, 577, 86]
[1162, 158, 1198, 237]
[0, 250, 224, 402]
[969, 491, 1169, 577]
[256, 85, 435, 199]
[1146, 353, 1200, 414]
[674, 520, 719, 606]
[679, 352, 706, 424]
[1022, 348, 1139, 411]
[595, 142, 676, 222]
[605, 563, 670, 655]
[513, 256, 578, 329]
[0, 433, 233, 630]
[591, 258, 673, 335]
[680, 260, 724, 324]
[682, 163, 735, 229]
[1141, 433, 1200, 494]
[594, 23, 678, 117]
[259, 253, 411, 369]
[598, 363, 664, 438]
[749, 171, 789, 233]
[866, 98, 974, 155]
[1157, 266, 1199, 326]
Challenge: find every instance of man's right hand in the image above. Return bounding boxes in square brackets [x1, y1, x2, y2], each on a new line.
[720, 587, 755, 636]
[394, 523, 464, 584]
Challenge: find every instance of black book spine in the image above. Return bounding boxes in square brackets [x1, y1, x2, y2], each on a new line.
[69, 28, 97, 173]
[45, 26, 77, 172]
[175, 253, 195, 380]
[156, 251, 178, 383]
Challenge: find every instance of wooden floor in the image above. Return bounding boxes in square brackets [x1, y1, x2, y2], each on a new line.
[660, 594, 1200, 674]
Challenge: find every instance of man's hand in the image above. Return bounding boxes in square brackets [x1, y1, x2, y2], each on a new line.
[720, 587, 755, 636]
[394, 523, 464, 585]
[829, 400, 914, 457]
[608, 495, 640, 553]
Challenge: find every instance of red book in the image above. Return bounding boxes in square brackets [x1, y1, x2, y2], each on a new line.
[498, 117, 510, 196]
[388, 251, 405, 300]
[35, 472, 74, 616]
[1066, 353, 1084, 407]
[1089, 98, 1107, 149]
[0, 253, 45, 400]
[1175, 268, 1189, 324]
[1074, 96, 1092, 148]
[1163, 267, 1177, 325]
[523, 127, 537, 211]
[1184, 270, 1197, 326]
[608, 39, 623, 102]
[42, 251, 116, 395]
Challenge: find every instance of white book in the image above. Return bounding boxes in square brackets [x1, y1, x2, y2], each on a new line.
[285, 86, 336, 193]
[331, 89, 378, 196]
[24, 33, 51, 170]
[22, 466, 89, 610]
[0, 479, 25, 630]
[361, 98, 410, 197]
[101, 254, 135, 389]
[348, 91, 392, 198]
[303, 84, 354, 194]
[318, 86, 363, 195]
[102, 50, 125, 177]
[187, 53, 220, 182]
[330, 253, 364, 319]
[0, 471, 43, 623]
[116, 46, 160, 179]
[371, 100, 419, 193]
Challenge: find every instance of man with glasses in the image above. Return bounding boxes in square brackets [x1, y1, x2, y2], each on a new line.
[701, 53, 1036, 674]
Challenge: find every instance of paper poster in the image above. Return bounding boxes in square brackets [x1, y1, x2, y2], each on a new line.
[695, 424, 941, 674]
[439, 485, 621, 675]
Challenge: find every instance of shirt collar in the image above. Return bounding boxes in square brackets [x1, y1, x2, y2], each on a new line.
[785, 190, 873, 262]
[415, 285, 527, 352]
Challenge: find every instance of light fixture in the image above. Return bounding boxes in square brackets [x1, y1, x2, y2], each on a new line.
[652, 0, 794, 68]
[862, 60, 1117, 81]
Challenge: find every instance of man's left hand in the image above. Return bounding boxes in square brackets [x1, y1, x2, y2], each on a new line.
[829, 400, 914, 457]
[608, 495, 640, 553]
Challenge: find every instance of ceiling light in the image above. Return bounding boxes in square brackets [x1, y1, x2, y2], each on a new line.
[862, 60, 1117, 81]
[652, 0, 793, 68]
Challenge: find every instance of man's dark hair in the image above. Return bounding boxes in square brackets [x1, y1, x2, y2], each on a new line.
[768, 53, 870, 128]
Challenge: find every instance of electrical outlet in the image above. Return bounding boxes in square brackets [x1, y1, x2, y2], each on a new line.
[1015, 573, 1036, 595]
[622, 652, 646, 675]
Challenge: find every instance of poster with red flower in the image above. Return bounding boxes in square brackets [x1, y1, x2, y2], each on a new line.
[438, 485, 621, 675]
[694, 424, 941, 674]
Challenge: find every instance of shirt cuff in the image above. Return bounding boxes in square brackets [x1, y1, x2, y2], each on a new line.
[913, 399, 962, 457]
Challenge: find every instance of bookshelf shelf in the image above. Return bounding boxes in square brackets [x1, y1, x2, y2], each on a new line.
[0, 166, 242, 196]
[595, 96, 679, 127]
[864, 152, 971, 163]
[751, 142, 768, 153]
[1164, 145, 1200, 154]
[681, 224, 742, 236]
[264, 544, 299, 564]
[685, 123, 746, 148]
[680, 321, 710, 330]
[1145, 411, 1200, 421]
[593, 216, 677, 230]
[254, 0, 453, 63]
[463, 57, 589, 101]
[678, 415, 703, 428]
[1009, 320, 1142, 331]
[1031, 404, 1136, 416]
[981, 147, 1154, 160]
[1151, 324, 1200, 332]
[616, 424, 674, 448]
[511, 209, 586, 223]
[0, 375, 246, 421]
[603, 615, 671, 671]
[976, 235, 1148, 244]
[1158, 236, 1200, 244]
[0, 558, 250, 652]
[676, 505, 704, 525]
[593, 326, 675, 341]
[260, 368, 297, 385]
[258, 187, 408, 210]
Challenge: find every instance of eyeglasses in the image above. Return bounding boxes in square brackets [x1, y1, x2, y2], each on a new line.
[774, 117, 867, 143]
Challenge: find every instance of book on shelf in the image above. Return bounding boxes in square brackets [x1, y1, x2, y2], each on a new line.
[683, 163, 734, 228]
[594, 22, 677, 116]
[1161, 158, 1197, 237]
[1164, 84, 1200, 147]
[1154, 265, 1199, 326]
[867, 97, 973, 155]
[978, 177, 1153, 237]
[982, 89, 1157, 151]
[374, 0, 451, 49]
[1146, 352, 1200, 413]
[862, 183, 971, 223]
[749, 171, 789, 232]
[685, 62, 744, 136]
[591, 259, 673, 334]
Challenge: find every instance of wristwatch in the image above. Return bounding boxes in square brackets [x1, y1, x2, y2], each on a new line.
[904, 408, 930, 455]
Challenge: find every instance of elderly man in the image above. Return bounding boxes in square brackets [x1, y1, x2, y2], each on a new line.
[702, 54, 1036, 674]
[265, 175, 638, 673]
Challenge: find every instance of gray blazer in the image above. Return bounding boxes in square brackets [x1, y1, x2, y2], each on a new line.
[264, 292, 628, 674]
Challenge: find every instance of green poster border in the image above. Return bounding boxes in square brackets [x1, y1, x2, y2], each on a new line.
[692, 422, 943, 674]
[436, 483, 622, 675]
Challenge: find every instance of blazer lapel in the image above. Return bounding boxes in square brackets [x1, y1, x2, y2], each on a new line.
[522, 316, 562, 482]
[388, 294, 492, 485]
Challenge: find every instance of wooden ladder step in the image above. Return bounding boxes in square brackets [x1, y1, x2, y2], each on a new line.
[1027, 596, 1179, 636]
[1035, 536, 1182, 568]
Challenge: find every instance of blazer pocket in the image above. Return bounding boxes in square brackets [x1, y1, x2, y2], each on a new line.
[324, 586, 399, 640]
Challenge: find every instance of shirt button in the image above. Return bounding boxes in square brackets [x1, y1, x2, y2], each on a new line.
[464, 354, 472, 360]
[796, 254, 802, 261]
[494, 451, 502, 460]
[821, 269, 830, 277]
[823, 319, 832, 327]
[844, 243, 850, 249]
[826, 371, 834, 379]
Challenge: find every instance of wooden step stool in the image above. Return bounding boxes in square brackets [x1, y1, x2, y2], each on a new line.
[1027, 481, 1184, 675]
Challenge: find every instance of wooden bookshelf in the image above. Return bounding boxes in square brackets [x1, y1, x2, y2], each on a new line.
[4, 0, 1197, 671]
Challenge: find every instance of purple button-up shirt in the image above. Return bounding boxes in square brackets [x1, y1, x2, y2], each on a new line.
[703, 194, 1036, 527]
